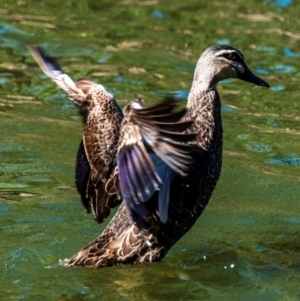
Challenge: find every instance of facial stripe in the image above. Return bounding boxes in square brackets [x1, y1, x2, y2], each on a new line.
[215, 49, 246, 74]
[216, 49, 244, 61]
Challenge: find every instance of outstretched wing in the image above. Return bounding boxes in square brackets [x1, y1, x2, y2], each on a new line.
[81, 80, 123, 222]
[117, 96, 196, 226]
[28, 45, 123, 223]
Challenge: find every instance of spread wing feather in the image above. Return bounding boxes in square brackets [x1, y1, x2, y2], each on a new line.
[75, 140, 91, 212]
[28, 45, 123, 223]
[118, 97, 196, 225]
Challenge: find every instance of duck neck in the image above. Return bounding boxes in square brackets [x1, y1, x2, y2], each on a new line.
[186, 73, 222, 151]
[189, 59, 219, 95]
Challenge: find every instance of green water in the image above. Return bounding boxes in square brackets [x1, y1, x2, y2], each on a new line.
[0, 0, 299, 300]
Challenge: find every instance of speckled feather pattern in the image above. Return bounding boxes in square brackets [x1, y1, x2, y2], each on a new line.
[66, 90, 223, 267]
[67, 78, 125, 222]
[65, 84, 224, 268]
[28, 44, 269, 268]
[80, 80, 124, 221]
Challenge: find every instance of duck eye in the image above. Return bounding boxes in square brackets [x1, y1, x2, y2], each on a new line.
[228, 53, 237, 60]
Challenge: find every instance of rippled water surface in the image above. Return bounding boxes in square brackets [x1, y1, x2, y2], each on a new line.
[0, 1, 299, 300]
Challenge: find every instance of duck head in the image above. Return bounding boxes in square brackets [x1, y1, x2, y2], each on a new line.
[193, 45, 269, 89]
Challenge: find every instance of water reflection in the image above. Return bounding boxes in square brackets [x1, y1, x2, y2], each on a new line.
[266, 157, 300, 166]
[266, 0, 293, 7]
[256, 46, 277, 54]
[151, 9, 170, 19]
[271, 64, 295, 73]
[284, 48, 300, 58]
[245, 141, 273, 153]
[271, 85, 284, 91]
[256, 66, 269, 74]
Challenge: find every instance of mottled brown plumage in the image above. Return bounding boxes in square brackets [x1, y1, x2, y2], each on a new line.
[28, 44, 269, 268]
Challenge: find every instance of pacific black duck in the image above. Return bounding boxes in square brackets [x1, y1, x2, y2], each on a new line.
[28, 44, 269, 267]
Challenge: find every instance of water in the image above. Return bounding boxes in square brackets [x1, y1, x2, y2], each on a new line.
[0, 0, 299, 300]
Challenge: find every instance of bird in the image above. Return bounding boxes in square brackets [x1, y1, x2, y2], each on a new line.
[28, 44, 269, 268]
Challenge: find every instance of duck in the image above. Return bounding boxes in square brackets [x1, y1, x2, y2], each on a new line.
[28, 44, 269, 268]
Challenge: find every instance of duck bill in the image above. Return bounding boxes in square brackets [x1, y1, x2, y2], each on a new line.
[238, 67, 269, 88]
